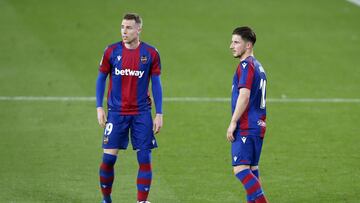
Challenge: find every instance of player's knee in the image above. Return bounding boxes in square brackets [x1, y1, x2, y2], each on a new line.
[104, 148, 119, 155]
[137, 149, 151, 163]
[233, 165, 250, 175]
[250, 165, 258, 171]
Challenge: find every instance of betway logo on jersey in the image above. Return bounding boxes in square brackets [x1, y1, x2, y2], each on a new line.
[115, 67, 144, 78]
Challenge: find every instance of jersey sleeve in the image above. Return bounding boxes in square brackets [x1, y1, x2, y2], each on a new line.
[150, 49, 161, 75]
[151, 75, 163, 114]
[237, 61, 255, 89]
[96, 71, 107, 107]
[99, 46, 112, 74]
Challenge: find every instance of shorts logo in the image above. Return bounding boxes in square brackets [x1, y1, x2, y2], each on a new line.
[233, 156, 238, 162]
[241, 137, 247, 144]
[103, 135, 109, 144]
[141, 56, 148, 64]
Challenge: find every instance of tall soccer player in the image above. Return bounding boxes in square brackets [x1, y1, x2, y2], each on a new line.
[226, 26, 269, 203]
[96, 13, 163, 203]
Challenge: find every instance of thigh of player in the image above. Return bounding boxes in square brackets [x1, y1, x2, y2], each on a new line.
[252, 135, 264, 166]
[231, 133, 263, 166]
[102, 112, 132, 150]
[130, 111, 158, 150]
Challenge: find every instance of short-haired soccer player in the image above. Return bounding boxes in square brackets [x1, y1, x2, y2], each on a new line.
[96, 13, 163, 203]
[227, 26, 269, 203]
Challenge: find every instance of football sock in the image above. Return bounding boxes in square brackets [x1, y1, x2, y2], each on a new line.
[136, 149, 152, 201]
[235, 169, 268, 203]
[255, 195, 268, 203]
[251, 168, 259, 179]
[99, 153, 117, 203]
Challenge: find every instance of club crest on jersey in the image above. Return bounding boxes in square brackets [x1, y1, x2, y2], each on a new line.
[117, 55, 122, 61]
[241, 61, 248, 69]
[141, 56, 148, 64]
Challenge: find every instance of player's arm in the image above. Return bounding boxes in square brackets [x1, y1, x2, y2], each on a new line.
[227, 88, 250, 142]
[151, 75, 163, 134]
[96, 71, 108, 128]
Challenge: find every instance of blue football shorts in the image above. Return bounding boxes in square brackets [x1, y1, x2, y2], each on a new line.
[231, 130, 263, 166]
[102, 110, 158, 150]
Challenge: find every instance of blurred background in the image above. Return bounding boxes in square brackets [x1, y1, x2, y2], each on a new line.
[0, 0, 359, 202]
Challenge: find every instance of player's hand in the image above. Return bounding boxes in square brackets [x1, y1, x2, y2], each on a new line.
[97, 107, 107, 128]
[226, 121, 237, 142]
[153, 114, 163, 134]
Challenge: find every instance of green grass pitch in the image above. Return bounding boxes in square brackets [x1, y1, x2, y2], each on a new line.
[1, 0, 360, 202]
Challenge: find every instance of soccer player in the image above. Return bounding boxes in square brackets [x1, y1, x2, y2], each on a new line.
[226, 26, 268, 203]
[96, 13, 163, 203]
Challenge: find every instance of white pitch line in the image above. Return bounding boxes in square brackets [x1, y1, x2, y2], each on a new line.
[0, 96, 360, 103]
[267, 98, 360, 103]
[347, 0, 360, 7]
[0, 96, 96, 101]
[164, 97, 229, 102]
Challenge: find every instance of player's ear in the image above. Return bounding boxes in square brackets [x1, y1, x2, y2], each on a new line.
[246, 41, 252, 49]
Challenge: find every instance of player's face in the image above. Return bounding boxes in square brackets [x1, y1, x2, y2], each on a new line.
[230, 35, 248, 58]
[121, 19, 141, 44]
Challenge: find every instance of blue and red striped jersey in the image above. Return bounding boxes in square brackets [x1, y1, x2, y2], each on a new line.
[231, 56, 267, 137]
[99, 41, 161, 115]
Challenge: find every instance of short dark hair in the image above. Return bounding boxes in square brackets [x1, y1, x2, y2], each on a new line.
[123, 13, 142, 27]
[232, 26, 256, 45]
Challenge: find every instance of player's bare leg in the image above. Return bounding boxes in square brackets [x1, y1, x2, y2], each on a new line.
[104, 149, 119, 155]
[234, 164, 250, 174]
[99, 149, 119, 203]
[234, 165, 268, 203]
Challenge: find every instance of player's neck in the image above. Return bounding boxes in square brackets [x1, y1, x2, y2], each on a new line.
[124, 39, 140, 49]
[240, 51, 254, 61]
